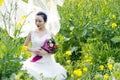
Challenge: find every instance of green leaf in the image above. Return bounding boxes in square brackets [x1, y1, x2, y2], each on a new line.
[22, 0, 28, 3]
[71, 46, 78, 52]
[111, 36, 120, 43]
[82, 29, 87, 37]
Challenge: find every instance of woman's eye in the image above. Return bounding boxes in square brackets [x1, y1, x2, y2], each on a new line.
[35, 20, 41, 22]
[35, 20, 38, 22]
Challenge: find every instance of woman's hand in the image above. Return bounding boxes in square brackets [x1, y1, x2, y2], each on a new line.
[39, 49, 49, 55]
[28, 47, 48, 56]
[32, 48, 41, 54]
[28, 47, 40, 54]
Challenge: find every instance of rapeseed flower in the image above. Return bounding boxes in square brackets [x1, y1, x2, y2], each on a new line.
[107, 63, 113, 71]
[112, 23, 117, 28]
[71, 74, 74, 77]
[84, 55, 89, 59]
[16, 22, 22, 28]
[73, 69, 82, 77]
[21, 15, 27, 20]
[0, 0, 4, 6]
[112, 15, 116, 19]
[94, 74, 99, 79]
[77, 78, 80, 80]
[83, 67, 88, 72]
[65, 51, 72, 55]
[67, 60, 71, 63]
[21, 45, 28, 51]
[99, 65, 104, 70]
[103, 74, 109, 79]
[71, 0, 75, 3]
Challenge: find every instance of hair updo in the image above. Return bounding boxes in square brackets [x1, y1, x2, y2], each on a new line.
[36, 12, 47, 22]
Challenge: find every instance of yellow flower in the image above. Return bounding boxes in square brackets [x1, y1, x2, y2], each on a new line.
[103, 74, 109, 79]
[26, 78, 32, 80]
[86, 59, 92, 62]
[84, 55, 89, 59]
[0, 0, 4, 6]
[94, 74, 99, 79]
[69, 13, 73, 17]
[112, 15, 116, 19]
[71, 74, 74, 77]
[77, 78, 80, 80]
[107, 64, 113, 71]
[47, 2, 51, 8]
[99, 65, 104, 70]
[90, 62, 93, 64]
[15, 72, 23, 80]
[16, 22, 22, 27]
[21, 15, 27, 20]
[78, 3, 80, 8]
[67, 60, 71, 63]
[24, 52, 31, 58]
[71, 0, 75, 3]
[112, 23, 117, 28]
[83, 67, 88, 72]
[21, 45, 28, 51]
[73, 69, 82, 77]
[65, 51, 72, 55]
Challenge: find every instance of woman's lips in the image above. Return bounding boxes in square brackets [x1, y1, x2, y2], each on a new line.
[37, 25, 40, 27]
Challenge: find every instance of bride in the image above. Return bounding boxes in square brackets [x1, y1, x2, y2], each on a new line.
[0, 0, 67, 79]
[21, 12, 67, 80]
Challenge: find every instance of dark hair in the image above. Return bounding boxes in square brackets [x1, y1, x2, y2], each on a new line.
[36, 12, 47, 22]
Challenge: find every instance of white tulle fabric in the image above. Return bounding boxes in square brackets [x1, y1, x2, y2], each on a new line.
[0, 0, 64, 37]
[22, 30, 67, 80]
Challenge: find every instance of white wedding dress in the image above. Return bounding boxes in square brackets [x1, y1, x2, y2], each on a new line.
[22, 30, 67, 80]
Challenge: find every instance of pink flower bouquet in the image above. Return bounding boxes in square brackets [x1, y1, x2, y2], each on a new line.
[30, 38, 58, 62]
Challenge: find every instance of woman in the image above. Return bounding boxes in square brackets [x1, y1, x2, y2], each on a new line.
[22, 12, 67, 80]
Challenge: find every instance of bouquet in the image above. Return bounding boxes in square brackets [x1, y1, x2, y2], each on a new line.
[30, 38, 58, 62]
[41, 37, 58, 53]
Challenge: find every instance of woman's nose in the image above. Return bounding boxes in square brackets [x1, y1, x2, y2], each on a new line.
[36, 21, 40, 25]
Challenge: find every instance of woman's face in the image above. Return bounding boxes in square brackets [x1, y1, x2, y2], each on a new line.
[35, 15, 45, 29]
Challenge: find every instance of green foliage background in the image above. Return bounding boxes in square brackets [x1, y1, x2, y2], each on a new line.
[57, 0, 120, 62]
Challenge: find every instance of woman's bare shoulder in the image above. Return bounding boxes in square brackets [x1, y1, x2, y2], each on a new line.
[29, 29, 37, 34]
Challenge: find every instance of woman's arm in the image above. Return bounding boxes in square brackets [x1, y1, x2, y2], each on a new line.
[23, 32, 37, 53]
[24, 32, 48, 56]
[24, 32, 31, 46]
[24, 32, 34, 52]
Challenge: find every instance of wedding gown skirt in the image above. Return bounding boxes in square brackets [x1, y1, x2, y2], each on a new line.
[21, 31, 67, 80]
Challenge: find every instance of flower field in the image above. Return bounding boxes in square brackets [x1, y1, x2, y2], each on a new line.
[0, 0, 120, 80]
